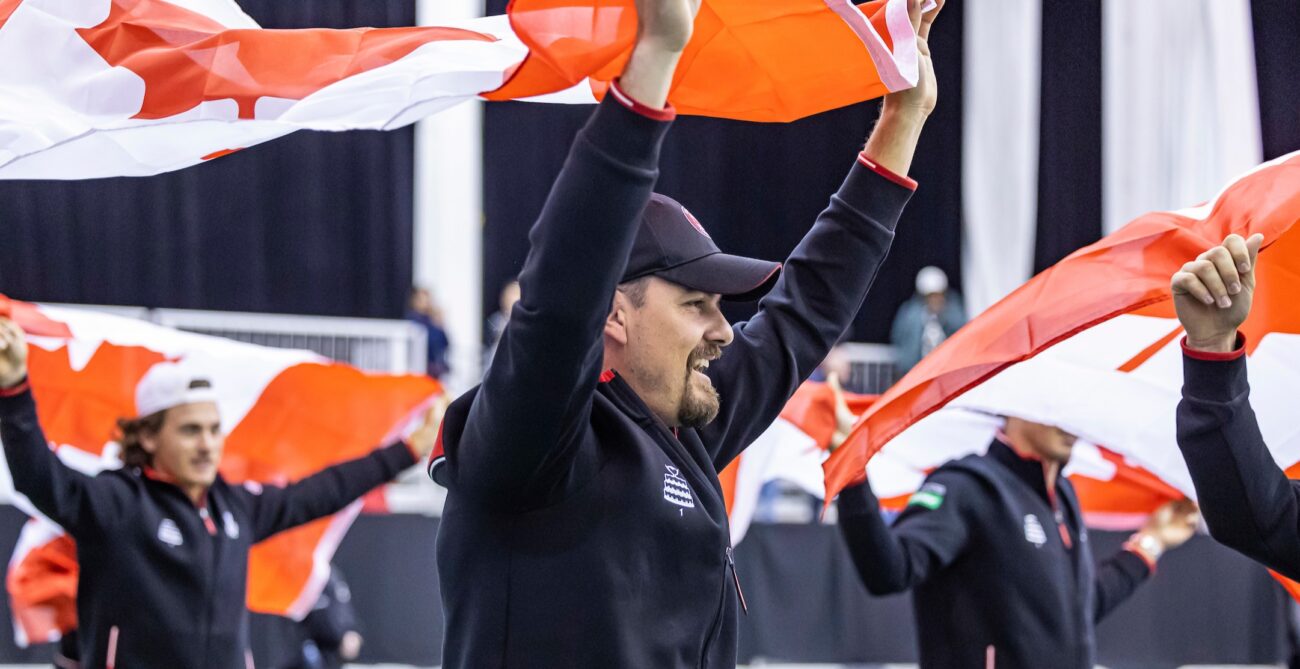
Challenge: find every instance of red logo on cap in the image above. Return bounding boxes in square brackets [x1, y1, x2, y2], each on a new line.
[681, 206, 711, 240]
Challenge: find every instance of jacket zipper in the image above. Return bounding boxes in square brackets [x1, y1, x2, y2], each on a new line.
[106, 625, 119, 669]
[726, 546, 747, 614]
[985, 644, 995, 669]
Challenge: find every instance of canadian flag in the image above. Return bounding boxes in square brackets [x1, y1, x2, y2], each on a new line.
[0, 0, 926, 179]
[0, 298, 439, 645]
[821, 150, 1300, 589]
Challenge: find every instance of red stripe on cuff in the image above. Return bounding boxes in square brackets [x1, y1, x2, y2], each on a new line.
[857, 153, 918, 190]
[608, 81, 677, 121]
[0, 379, 29, 397]
[1181, 333, 1247, 361]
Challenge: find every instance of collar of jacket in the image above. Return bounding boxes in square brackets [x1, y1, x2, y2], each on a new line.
[599, 369, 670, 432]
[139, 465, 212, 508]
[986, 438, 1061, 505]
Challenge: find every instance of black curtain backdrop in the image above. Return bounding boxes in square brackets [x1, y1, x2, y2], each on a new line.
[484, 0, 964, 343]
[1033, 0, 1103, 274]
[0, 0, 417, 318]
[1252, 0, 1300, 161]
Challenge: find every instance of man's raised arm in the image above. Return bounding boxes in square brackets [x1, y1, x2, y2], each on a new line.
[447, 0, 700, 500]
[702, 0, 941, 466]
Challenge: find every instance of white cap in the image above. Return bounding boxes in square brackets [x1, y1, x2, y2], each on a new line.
[915, 266, 948, 295]
[134, 362, 219, 418]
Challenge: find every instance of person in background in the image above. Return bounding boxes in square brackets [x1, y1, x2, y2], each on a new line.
[890, 265, 965, 375]
[406, 287, 451, 380]
[281, 567, 363, 669]
[0, 317, 440, 668]
[837, 416, 1198, 668]
[481, 280, 520, 372]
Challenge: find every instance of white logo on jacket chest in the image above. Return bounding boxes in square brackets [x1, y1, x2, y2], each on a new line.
[158, 518, 183, 547]
[663, 465, 695, 509]
[223, 511, 240, 540]
[1023, 514, 1047, 547]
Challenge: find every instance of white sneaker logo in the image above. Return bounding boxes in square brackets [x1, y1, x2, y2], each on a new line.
[663, 465, 694, 508]
[1023, 514, 1047, 547]
[158, 518, 183, 547]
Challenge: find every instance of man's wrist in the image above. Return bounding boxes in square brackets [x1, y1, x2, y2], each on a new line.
[878, 103, 930, 127]
[1185, 333, 1239, 354]
[0, 375, 29, 397]
[618, 42, 685, 110]
[1125, 532, 1165, 565]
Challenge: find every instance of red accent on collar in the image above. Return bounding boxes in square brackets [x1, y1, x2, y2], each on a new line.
[599, 369, 616, 383]
[142, 465, 178, 484]
[0, 379, 29, 397]
[142, 466, 210, 507]
[856, 153, 918, 190]
[1181, 333, 1247, 361]
[608, 80, 677, 121]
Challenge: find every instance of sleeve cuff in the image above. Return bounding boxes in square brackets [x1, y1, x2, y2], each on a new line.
[0, 378, 29, 398]
[609, 80, 677, 122]
[1181, 333, 1246, 361]
[857, 153, 918, 191]
[1120, 544, 1157, 575]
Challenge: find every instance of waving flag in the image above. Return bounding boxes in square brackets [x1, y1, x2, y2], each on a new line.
[0, 299, 438, 645]
[726, 381, 1178, 545]
[488, 0, 928, 122]
[823, 150, 1300, 510]
[1, 0, 923, 179]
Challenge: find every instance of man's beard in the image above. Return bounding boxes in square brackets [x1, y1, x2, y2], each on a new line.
[678, 345, 722, 428]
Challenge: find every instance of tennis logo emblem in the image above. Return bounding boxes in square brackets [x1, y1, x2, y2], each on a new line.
[663, 465, 695, 508]
[1023, 514, 1047, 547]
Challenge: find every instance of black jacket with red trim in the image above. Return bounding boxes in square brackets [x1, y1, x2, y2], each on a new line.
[838, 439, 1152, 669]
[1175, 335, 1300, 577]
[0, 382, 415, 669]
[430, 90, 914, 669]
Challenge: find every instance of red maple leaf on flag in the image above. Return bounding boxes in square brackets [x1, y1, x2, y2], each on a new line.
[73, 0, 497, 120]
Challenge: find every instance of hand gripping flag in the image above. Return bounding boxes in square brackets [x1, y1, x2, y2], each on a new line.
[1, 0, 927, 179]
[0, 298, 439, 645]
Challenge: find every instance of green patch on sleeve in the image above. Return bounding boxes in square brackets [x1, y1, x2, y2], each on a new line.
[906, 482, 947, 510]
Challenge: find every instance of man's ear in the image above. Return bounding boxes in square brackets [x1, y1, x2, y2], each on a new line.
[140, 430, 160, 455]
[605, 294, 630, 346]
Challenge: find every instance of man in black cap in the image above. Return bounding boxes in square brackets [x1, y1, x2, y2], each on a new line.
[430, 0, 943, 666]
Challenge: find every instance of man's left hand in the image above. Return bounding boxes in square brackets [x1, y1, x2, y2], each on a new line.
[881, 0, 942, 119]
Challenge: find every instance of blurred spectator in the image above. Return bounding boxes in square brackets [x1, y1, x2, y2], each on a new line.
[406, 287, 450, 380]
[280, 568, 362, 669]
[482, 280, 521, 372]
[890, 266, 965, 375]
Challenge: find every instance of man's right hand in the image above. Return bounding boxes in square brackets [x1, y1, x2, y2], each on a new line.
[1171, 233, 1263, 353]
[0, 317, 29, 388]
[618, 0, 703, 109]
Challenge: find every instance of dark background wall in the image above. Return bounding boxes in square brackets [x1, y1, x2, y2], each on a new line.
[0, 0, 418, 319]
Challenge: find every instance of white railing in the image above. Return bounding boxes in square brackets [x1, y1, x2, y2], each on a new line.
[52, 304, 428, 375]
[838, 342, 899, 395]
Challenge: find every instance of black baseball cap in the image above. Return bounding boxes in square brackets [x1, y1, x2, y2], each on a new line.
[621, 194, 781, 302]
